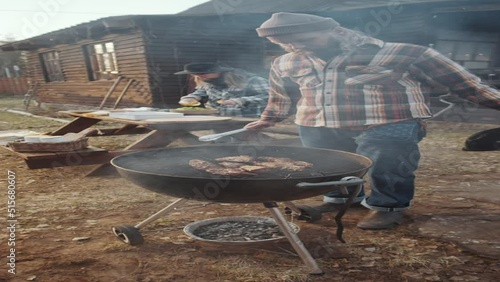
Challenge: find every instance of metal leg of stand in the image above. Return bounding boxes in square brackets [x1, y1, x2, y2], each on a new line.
[135, 198, 188, 229]
[265, 202, 324, 275]
[334, 183, 363, 243]
[283, 201, 301, 213]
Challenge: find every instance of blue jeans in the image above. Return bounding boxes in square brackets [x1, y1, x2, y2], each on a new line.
[299, 120, 426, 210]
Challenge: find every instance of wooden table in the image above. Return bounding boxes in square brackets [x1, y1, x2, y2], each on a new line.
[4, 110, 256, 173]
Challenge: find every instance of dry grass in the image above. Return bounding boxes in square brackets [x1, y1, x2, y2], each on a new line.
[210, 256, 311, 282]
[2, 96, 499, 281]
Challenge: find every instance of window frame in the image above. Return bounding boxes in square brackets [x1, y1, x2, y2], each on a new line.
[83, 41, 119, 81]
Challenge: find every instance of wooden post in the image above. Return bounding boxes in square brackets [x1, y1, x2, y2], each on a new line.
[113, 79, 135, 109]
[99, 76, 123, 109]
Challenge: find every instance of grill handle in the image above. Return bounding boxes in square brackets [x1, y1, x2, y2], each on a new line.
[296, 177, 365, 190]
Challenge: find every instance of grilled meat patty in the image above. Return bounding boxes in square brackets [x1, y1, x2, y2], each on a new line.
[189, 159, 255, 176]
[257, 157, 313, 167]
[214, 155, 255, 163]
[219, 161, 246, 168]
[189, 156, 314, 176]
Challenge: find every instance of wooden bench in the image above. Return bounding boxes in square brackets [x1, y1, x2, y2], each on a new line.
[1, 145, 116, 169]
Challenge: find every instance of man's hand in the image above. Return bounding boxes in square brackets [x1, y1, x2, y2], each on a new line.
[244, 119, 275, 130]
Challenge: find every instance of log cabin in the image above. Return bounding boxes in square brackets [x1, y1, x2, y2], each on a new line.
[0, 14, 272, 108]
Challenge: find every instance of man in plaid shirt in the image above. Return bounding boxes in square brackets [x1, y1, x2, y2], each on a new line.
[245, 12, 500, 229]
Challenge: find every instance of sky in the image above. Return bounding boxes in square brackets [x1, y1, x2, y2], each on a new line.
[0, 0, 210, 41]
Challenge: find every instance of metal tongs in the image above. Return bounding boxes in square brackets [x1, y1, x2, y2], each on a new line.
[198, 128, 248, 142]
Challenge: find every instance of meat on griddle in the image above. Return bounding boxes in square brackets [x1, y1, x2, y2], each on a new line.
[189, 156, 314, 176]
[215, 155, 255, 163]
[253, 157, 313, 171]
[239, 165, 268, 173]
[189, 159, 255, 176]
[257, 157, 313, 168]
[219, 161, 246, 168]
[253, 161, 307, 172]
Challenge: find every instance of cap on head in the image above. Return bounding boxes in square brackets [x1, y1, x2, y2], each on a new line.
[174, 62, 233, 75]
[256, 12, 340, 37]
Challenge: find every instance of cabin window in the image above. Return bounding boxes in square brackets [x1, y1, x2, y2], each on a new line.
[434, 30, 498, 70]
[39, 51, 64, 82]
[83, 42, 119, 81]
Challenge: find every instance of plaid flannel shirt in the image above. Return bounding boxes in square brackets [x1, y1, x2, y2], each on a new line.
[260, 38, 500, 128]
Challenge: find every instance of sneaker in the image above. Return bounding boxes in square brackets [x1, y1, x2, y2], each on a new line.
[357, 210, 405, 230]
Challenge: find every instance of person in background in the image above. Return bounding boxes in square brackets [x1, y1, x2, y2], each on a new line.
[245, 12, 500, 229]
[175, 62, 269, 117]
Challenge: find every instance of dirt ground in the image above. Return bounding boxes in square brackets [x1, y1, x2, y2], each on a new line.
[1, 101, 500, 282]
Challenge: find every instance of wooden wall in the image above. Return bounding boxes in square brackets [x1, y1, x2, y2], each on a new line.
[0, 77, 29, 95]
[28, 31, 153, 108]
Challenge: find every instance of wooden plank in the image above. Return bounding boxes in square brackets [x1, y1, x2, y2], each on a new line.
[99, 76, 124, 109]
[9, 146, 106, 159]
[57, 113, 144, 125]
[48, 116, 100, 135]
[113, 79, 135, 109]
[82, 126, 149, 136]
[123, 130, 180, 150]
[24, 150, 126, 169]
[1, 145, 112, 169]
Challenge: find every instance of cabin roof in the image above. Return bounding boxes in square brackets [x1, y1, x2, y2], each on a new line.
[180, 0, 485, 15]
[3, 0, 500, 51]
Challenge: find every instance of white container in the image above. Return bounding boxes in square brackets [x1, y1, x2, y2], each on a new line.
[109, 111, 184, 120]
[24, 135, 42, 142]
[37, 136, 67, 143]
